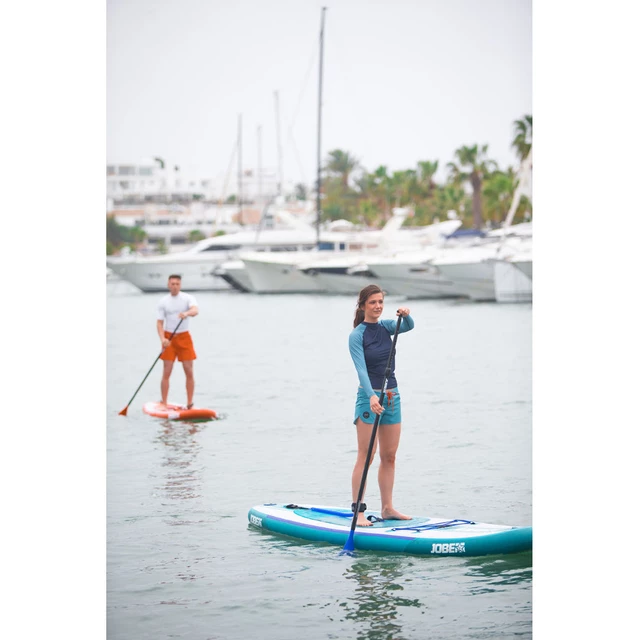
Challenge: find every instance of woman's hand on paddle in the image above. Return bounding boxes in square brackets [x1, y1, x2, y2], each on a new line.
[161, 337, 170, 348]
[370, 395, 384, 415]
[396, 307, 410, 317]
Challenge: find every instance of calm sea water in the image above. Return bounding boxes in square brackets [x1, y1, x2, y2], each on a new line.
[107, 280, 532, 640]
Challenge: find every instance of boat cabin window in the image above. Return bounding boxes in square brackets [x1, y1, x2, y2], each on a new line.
[201, 244, 242, 252]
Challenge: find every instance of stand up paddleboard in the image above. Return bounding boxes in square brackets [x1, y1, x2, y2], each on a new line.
[248, 503, 532, 557]
[142, 401, 217, 422]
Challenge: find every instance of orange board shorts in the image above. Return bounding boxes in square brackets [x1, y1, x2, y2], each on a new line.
[160, 331, 197, 362]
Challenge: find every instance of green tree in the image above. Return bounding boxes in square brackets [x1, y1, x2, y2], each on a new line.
[483, 169, 516, 226]
[512, 115, 532, 161]
[324, 149, 360, 188]
[447, 144, 497, 229]
[417, 160, 439, 196]
[357, 165, 394, 223]
[431, 183, 470, 226]
[106, 214, 147, 253]
[188, 230, 206, 243]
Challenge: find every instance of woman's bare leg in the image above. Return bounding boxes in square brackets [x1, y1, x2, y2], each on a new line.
[377, 423, 411, 520]
[352, 418, 378, 526]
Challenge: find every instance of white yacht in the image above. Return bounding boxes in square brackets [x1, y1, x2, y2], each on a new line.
[297, 219, 463, 296]
[107, 201, 324, 293]
[492, 239, 532, 303]
[107, 228, 327, 292]
[431, 230, 532, 302]
[212, 258, 253, 292]
[237, 208, 424, 294]
[430, 149, 533, 303]
[239, 229, 380, 294]
[490, 150, 533, 303]
[363, 244, 469, 299]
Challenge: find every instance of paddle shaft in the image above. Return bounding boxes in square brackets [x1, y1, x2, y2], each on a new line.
[119, 317, 185, 415]
[344, 314, 403, 551]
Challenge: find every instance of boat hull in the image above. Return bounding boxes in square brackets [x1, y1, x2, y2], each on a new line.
[107, 256, 233, 292]
[494, 259, 532, 303]
[367, 260, 465, 298]
[432, 260, 497, 301]
[241, 256, 327, 294]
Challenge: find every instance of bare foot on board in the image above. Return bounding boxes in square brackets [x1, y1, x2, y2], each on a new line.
[381, 508, 411, 521]
[356, 513, 372, 527]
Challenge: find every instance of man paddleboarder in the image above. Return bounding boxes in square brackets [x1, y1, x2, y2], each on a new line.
[156, 274, 199, 409]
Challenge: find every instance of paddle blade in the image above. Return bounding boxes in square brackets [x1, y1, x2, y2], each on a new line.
[341, 531, 356, 556]
[118, 407, 128, 416]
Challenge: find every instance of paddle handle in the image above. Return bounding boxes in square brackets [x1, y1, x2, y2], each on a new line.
[343, 313, 404, 551]
[119, 317, 185, 415]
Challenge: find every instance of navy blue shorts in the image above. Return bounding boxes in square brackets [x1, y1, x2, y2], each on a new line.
[353, 387, 402, 425]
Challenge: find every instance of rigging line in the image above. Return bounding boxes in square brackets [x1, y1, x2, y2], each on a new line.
[289, 131, 308, 187]
[218, 138, 238, 207]
[287, 43, 318, 136]
[283, 43, 319, 187]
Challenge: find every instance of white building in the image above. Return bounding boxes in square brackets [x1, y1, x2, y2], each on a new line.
[107, 158, 293, 211]
[107, 158, 311, 248]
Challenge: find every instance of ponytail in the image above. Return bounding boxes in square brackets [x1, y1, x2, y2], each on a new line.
[353, 284, 384, 327]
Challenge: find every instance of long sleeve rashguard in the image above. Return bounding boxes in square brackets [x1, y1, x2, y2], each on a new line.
[348, 315, 415, 398]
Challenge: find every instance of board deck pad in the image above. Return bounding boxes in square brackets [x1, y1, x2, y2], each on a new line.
[142, 401, 217, 421]
[248, 503, 532, 557]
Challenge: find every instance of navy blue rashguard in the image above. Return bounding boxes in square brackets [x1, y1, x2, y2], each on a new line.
[348, 315, 415, 399]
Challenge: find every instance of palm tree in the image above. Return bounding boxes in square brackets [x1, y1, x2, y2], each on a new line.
[512, 115, 532, 161]
[389, 169, 418, 207]
[483, 169, 516, 226]
[324, 149, 360, 188]
[447, 144, 497, 229]
[417, 160, 439, 195]
[432, 183, 469, 226]
[353, 165, 392, 224]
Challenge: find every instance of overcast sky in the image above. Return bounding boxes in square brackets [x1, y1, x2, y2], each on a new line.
[107, 0, 532, 187]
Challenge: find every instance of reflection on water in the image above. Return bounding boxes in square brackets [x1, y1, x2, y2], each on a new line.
[463, 552, 532, 595]
[341, 555, 424, 640]
[154, 420, 205, 502]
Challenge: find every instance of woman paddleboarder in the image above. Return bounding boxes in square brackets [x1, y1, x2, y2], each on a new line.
[348, 284, 414, 527]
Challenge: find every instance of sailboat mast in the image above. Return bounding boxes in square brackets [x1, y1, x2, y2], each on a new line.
[257, 124, 263, 204]
[316, 7, 327, 248]
[238, 113, 243, 225]
[274, 91, 284, 198]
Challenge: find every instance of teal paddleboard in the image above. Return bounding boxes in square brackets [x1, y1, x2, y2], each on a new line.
[248, 503, 532, 557]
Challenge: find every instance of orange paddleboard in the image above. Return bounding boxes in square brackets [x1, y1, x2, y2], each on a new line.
[142, 401, 217, 421]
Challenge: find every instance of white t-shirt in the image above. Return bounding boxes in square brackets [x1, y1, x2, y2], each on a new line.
[157, 291, 198, 333]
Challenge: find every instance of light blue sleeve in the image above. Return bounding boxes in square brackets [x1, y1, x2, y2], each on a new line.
[349, 325, 375, 398]
[381, 314, 415, 334]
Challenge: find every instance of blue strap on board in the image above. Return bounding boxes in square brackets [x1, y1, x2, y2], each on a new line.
[390, 519, 475, 532]
[285, 504, 354, 519]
